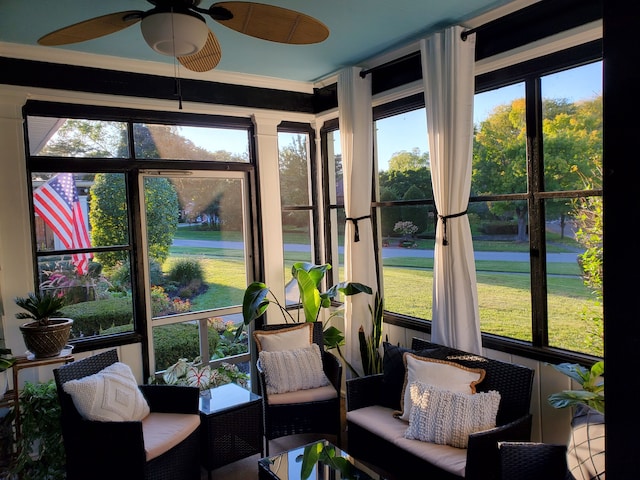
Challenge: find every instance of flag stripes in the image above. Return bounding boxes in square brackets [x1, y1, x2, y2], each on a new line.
[33, 173, 92, 274]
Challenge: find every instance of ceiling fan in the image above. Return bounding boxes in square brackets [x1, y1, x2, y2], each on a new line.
[37, 0, 330, 72]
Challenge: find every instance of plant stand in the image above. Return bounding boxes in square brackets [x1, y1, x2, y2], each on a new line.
[0, 350, 74, 475]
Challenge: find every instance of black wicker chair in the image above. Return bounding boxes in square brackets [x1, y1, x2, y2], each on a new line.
[255, 322, 342, 455]
[499, 441, 569, 480]
[53, 349, 201, 480]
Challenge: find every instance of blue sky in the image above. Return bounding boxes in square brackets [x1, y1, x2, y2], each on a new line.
[183, 61, 602, 172]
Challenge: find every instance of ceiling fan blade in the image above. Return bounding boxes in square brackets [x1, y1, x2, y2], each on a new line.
[38, 11, 143, 46]
[178, 30, 222, 72]
[211, 2, 329, 45]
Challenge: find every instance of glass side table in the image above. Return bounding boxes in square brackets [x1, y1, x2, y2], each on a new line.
[258, 439, 387, 480]
[199, 382, 263, 480]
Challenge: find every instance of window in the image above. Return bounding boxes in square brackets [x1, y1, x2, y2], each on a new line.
[324, 54, 602, 361]
[24, 104, 257, 379]
[278, 123, 320, 302]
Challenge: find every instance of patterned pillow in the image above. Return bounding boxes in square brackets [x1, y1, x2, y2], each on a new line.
[259, 343, 330, 395]
[397, 353, 485, 421]
[253, 323, 314, 352]
[404, 381, 501, 448]
[62, 361, 150, 422]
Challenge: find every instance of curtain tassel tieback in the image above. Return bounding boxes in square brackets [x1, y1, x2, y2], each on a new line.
[438, 210, 467, 246]
[345, 215, 371, 242]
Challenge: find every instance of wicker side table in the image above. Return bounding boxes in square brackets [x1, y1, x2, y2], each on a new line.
[199, 382, 263, 480]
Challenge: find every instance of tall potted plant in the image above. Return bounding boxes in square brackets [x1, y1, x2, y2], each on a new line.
[15, 291, 73, 358]
[239, 262, 372, 373]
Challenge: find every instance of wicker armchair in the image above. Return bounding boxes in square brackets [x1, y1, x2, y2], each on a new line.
[255, 322, 342, 455]
[53, 349, 201, 480]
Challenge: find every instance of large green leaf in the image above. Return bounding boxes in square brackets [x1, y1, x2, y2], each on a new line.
[241, 282, 270, 326]
[295, 269, 322, 322]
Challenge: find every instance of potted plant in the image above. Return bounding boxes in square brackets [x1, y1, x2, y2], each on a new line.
[239, 262, 373, 374]
[547, 361, 604, 480]
[547, 360, 604, 414]
[15, 291, 73, 358]
[10, 380, 65, 480]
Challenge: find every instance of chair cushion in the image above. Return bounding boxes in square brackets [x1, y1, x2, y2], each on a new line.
[259, 343, 330, 394]
[397, 353, 485, 421]
[253, 323, 314, 352]
[403, 381, 501, 448]
[62, 361, 150, 422]
[347, 405, 468, 477]
[142, 412, 201, 461]
[267, 384, 337, 405]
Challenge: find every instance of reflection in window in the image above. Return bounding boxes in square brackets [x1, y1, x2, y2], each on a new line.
[134, 124, 249, 161]
[28, 117, 128, 157]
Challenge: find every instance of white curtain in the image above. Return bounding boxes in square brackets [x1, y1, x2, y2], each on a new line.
[421, 25, 481, 354]
[337, 66, 377, 376]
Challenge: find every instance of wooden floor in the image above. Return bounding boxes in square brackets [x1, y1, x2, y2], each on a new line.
[201, 433, 338, 480]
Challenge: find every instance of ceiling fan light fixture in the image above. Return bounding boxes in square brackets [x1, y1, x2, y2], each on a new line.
[141, 11, 208, 57]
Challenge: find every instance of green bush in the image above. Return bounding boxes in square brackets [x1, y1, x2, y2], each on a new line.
[153, 323, 248, 371]
[62, 296, 133, 338]
[167, 259, 204, 287]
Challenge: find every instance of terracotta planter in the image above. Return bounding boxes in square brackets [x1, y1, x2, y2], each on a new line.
[19, 318, 73, 358]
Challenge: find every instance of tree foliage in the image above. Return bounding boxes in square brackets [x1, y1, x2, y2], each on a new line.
[89, 174, 179, 267]
[38, 119, 126, 157]
[472, 96, 602, 241]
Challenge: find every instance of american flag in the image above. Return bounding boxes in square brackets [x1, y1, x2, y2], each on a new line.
[33, 173, 93, 275]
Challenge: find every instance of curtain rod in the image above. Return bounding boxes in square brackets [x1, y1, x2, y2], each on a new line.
[359, 51, 421, 78]
[359, 26, 479, 78]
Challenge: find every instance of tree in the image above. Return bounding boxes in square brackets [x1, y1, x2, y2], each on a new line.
[39, 119, 125, 157]
[279, 134, 310, 228]
[90, 174, 179, 268]
[472, 96, 602, 241]
[388, 147, 429, 171]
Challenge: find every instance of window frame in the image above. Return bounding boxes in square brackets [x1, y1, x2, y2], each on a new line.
[22, 100, 259, 377]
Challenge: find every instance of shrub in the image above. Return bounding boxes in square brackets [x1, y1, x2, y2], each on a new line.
[62, 296, 133, 337]
[167, 259, 204, 287]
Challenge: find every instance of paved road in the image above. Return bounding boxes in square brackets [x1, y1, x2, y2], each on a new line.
[172, 239, 580, 263]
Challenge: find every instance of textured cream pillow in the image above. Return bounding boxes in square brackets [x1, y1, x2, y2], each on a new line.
[404, 381, 501, 448]
[397, 353, 485, 421]
[259, 343, 330, 394]
[63, 361, 150, 422]
[253, 323, 314, 352]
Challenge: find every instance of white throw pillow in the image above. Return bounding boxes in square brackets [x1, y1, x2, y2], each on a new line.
[404, 381, 501, 448]
[62, 361, 150, 422]
[259, 343, 330, 395]
[253, 323, 314, 352]
[397, 353, 485, 421]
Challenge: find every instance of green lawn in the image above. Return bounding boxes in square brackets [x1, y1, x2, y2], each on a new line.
[164, 229, 602, 357]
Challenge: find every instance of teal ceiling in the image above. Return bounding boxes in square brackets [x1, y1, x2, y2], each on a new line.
[0, 0, 517, 82]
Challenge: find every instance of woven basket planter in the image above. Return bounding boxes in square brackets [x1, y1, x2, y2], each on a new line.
[19, 318, 73, 358]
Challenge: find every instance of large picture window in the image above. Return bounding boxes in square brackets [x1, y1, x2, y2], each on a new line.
[24, 105, 256, 379]
[324, 55, 603, 361]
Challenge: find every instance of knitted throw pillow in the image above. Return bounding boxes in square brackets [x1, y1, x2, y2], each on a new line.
[259, 343, 330, 395]
[397, 353, 485, 421]
[404, 381, 501, 448]
[62, 361, 150, 422]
